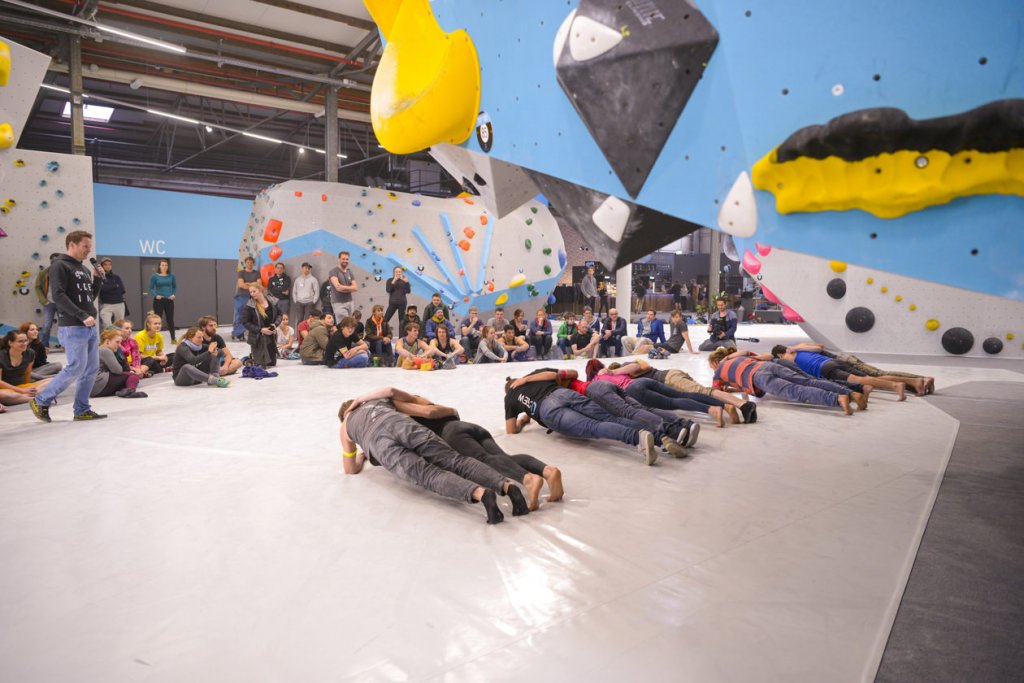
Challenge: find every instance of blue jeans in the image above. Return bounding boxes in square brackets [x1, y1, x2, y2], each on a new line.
[624, 378, 722, 414]
[599, 335, 622, 357]
[754, 363, 848, 407]
[331, 352, 370, 369]
[585, 381, 679, 438]
[36, 325, 99, 415]
[40, 303, 58, 347]
[232, 294, 248, 338]
[539, 388, 640, 446]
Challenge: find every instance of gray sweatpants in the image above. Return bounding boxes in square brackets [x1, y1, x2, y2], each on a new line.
[356, 409, 507, 503]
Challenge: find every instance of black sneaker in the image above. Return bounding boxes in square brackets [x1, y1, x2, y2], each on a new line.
[740, 401, 757, 424]
[73, 410, 108, 421]
[30, 398, 51, 423]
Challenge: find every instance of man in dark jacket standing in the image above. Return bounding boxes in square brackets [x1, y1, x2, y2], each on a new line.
[97, 257, 127, 328]
[30, 230, 106, 422]
[267, 262, 291, 318]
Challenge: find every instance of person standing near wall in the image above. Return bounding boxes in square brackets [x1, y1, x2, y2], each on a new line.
[384, 266, 410, 327]
[149, 258, 178, 344]
[34, 252, 61, 349]
[30, 230, 107, 423]
[581, 266, 598, 313]
[267, 262, 291, 319]
[97, 257, 127, 328]
[232, 256, 260, 341]
[328, 251, 358, 320]
[290, 262, 318, 327]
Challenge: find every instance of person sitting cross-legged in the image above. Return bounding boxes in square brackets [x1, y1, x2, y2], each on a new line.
[172, 327, 231, 388]
[198, 315, 243, 376]
[429, 323, 464, 369]
[91, 330, 146, 399]
[500, 325, 533, 361]
[135, 312, 172, 375]
[569, 319, 600, 360]
[324, 316, 371, 369]
[599, 308, 627, 357]
[116, 318, 151, 379]
[395, 322, 441, 369]
[0, 329, 54, 407]
[555, 313, 578, 359]
[364, 304, 395, 366]
[299, 311, 333, 365]
[20, 322, 62, 380]
[474, 326, 508, 364]
[458, 306, 484, 361]
[528, 308, 554, 360]
[276, 313, 297, 358]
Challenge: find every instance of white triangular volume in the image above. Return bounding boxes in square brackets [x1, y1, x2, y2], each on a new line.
[717, 171, 758, 238]
[569, 15, 623, 62]
[592, 195, 630, 242]
[552, 8, 577, 67]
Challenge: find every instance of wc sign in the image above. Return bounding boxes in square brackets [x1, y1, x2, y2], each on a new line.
[139, 239, 167, 255]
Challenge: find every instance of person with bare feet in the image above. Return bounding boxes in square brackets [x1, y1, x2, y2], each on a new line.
[391, 394, 564, 510]
[774, 343, 932, 397]
[339, 387, 530, 524]
[617, 358, 757, 425]
[709, 347, 862, 415]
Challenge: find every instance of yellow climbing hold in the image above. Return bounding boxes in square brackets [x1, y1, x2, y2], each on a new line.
[829, 260, 847, 273]
[1007, 333, 1015, 341]
[495, 292, 509, 306]
[866, 277, 874, 284]
[0, 41, 10, 87]
[509, 273, 527, 288]
[365, 0, 481, 154]
[0, 123, 13, 149]
[895, 295, 903, 302]
[926, 319, 940, 331]
[909, 304, 917, 311]
[880, 286, 888, 293]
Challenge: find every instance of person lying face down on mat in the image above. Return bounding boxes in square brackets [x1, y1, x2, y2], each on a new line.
[338, 386, 529, 524]
[770, 342, 933, 398]
[388, 393, 564, 511]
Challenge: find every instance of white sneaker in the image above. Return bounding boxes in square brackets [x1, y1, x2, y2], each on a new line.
[638, 430, 658, 466]
[676, 422, 701, 449]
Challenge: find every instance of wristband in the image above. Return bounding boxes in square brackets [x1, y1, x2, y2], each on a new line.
[343, 450, 357, 458]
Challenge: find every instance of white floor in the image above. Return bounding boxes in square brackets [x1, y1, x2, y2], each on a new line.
[1, 325, 1020, 682]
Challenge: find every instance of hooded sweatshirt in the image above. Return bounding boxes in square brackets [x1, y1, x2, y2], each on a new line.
[48, 254, 100, 327]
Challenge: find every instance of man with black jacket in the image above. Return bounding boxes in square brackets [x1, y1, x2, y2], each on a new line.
[30, 231, 106, 422]
[267, 262, 291, 318]
[97, 257, 127, 328]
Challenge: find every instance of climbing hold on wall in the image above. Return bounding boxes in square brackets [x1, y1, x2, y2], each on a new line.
[263, 219, 283, 243]
[14, 159, 24, 166]
[982, 337, 1003, 354]
[495, 292, 509, 305]
[269, 245, 283, 261]
[40, 234, 48, 241]
[39, 201, 48, 209]
[259, 263, 274, 286]
[416, 264, 425, 272]
[717, 172, 759, 238]
[941, 327, 974, 354]
[866, 277, 874, 284]
[1008, 333, 1016, 341]
[46, 161, 59, 172]
[0, 124, 13, 149]
[741, 249, 762, 275]
[72, 217, 80, 225]
[909, 304, 917, 311]
[412, 199, 421, 207]
[760, 283, 780, 304]
[558, 249, 567, 269]
[894, 295, 903, 302]
[826, 278, 846, 299]
[782, 305, 804, 322]
[321, 194, 328, 202]
[55, 190, 64, 198]
[462, 197, 474, 205]
[526, 218, 533, 226]
[0, 227, 7, 238]
[0, 40, 9, 86]
[31, 252, 38, 259]
[294, 191, 303, 198]
[755, 242, 772, 256]
[38, 180, 47, 187]
[367, 210, 374, 216]
[352, 223, 359, 229]
[542, 247, 552, 255]
[845, 307, 875, 333]
[463, 227, 475, 238]
[480, 215, 488, 226]
[880, 286, 888, 293]
[509, 273, 527, 288]
[925, 319, 940, 331]
[525, 239, 532, 250]
[829, 260, 847, 273]
[548, 294, 557, 305]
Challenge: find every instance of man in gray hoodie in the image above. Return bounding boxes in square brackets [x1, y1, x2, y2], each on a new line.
[30, 231, 106, 422]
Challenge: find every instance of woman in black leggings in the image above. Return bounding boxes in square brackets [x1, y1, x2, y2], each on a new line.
[394, 394, 564, 511]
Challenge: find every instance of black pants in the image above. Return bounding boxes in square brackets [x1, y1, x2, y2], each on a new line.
[153, 298, 176, 340]
[439, 421, 547, 483]
[383, 301, 405, 328]
[530, 333, 552, 359]
[141, 354, 173, 373]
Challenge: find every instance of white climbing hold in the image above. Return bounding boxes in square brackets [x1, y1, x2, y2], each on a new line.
[717, 171, 758, 238]
[552, 8, 576, 66]
[591, 195, 630, 242]
[568, 14, 623, 62]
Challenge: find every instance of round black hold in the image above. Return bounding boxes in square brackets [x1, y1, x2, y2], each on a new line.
[941, 327, 974, 355]
[826, 278, 847, 299]
[845, 307, 875, 333]
[982, 337, 1003, 354]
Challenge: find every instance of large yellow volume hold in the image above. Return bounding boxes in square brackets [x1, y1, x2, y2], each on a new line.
[0, 123, 14, 149]
[365, 0, 481, 154]
[0, 41, 10, 87]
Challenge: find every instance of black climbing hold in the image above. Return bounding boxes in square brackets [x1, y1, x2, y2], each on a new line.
[845, 307, 875, 333]
[554, 0, 719, 197]
[473, 173, 487, 186]
[941, 327, 974, 355]
[982, 336, 1003, 354]
[826, 278, 847, 299]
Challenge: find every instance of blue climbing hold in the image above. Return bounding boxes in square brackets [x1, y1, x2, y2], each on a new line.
[557, 248, 567, 270]
[412, 199, 421, 207]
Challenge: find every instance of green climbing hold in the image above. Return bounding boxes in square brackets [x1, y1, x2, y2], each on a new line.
[525, 218, 533, 225]
[544, 265, 552, 275]
[525, 239, 532, 249]
[542, 247, 552, 255]
[530, 207, 538, 213]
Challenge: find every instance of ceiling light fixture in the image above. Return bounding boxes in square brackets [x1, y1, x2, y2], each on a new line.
[205, 125, 213, 133]
[146, 109, 199, 125]
[242, 131, 283, 144]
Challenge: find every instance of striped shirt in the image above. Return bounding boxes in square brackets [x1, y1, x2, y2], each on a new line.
[713, 356, 764, 395]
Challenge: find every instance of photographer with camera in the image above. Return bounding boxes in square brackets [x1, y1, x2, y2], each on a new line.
[242, 281, 281, 368]
[701, 297, 737, 352]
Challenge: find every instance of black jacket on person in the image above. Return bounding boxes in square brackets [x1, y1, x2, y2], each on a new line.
[98, 272, 126, 304]
[267, 273, 291, 301]
[241, 298, 281, 343]
[48, 254, 100, 327]
[385, 277, 410, 306]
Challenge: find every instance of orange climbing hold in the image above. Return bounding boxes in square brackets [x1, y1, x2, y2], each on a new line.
[269, 245, 283, 261]
[458, 269, 465, 276]
[294, 191, 303, 198]
[259, 263, 275, 286]
[463, 227, 475, 238]
[458, 239, 471, 251]
[479, 215, 488, 225]
[463, 197, 474, 205]
[321, 194, 328, 202]
[487, 281, 495, 292]
[463, 296, 470, 302]
[263, 219, 283, 243]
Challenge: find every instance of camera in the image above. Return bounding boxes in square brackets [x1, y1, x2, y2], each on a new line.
[268, 324, 276, 331]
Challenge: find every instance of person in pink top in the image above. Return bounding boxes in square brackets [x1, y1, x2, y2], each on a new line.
[116, 318, 150, 379]
[587, 359, 727, 426]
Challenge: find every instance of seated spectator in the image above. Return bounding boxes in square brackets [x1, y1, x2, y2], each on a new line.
[364, 304, 394, 366]
[396, 322, 440, 369]
[0, 329, 53, 406]
[623, 309, 665, 356]
[19, 322, 62, 379]
[91, 330, 146, 398]
[173, 326, 231, 388]
[299, 311, 333, 365]
[555, 313, 577, 359]
[599, 308, 627, 357]
[116, 318, 150, 379]
[276, 313, 296, 358]
[424, 308, 456, 341]
[569, 319, 600, 360]
[702, 298, 737, 351]
[485, 306, 508, 331]
[324, 316, 371, 369]
[459, 306, 484, 359]
[242, 282, 280, 368]
[474, 326, 508, 364]
[352, 309, 365, 339]
[422, 293, 449, 323]
[430, 324, 464, 369]
[500, 325, 533, 362]
[510, 309, 530, 338]
[579, 307, 601, 334]
[403, 304, 422, 331]
[296, 309, 319, 346]
[135, 312, 172, 374]
[198, 315, 242, 376]
[655, 309, 696, 355]
[528, 309, 554, 360]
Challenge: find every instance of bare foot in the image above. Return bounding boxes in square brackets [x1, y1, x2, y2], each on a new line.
[838, 394, 853, 415]
[709, 405, 726, 428]
[851, 391, 868, 411]
[524, 473, 544, 511]
[894, 382, 907, 401]
[543, 466, 564, 502]
[725, 404, 741, 424]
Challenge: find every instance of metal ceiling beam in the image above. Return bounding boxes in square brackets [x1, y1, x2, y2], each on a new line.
[247, 0, 375, 32]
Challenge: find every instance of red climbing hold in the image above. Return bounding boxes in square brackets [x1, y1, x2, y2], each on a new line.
[263, 219, 283, 243]
[269, 245, 283, 261]
[487, 281, 495, 292]
[479, 215, 488, 225]
[463, 197, 474, 205]
[321, 194, 328, 202]
[259, 263, 275, 286]
[294, 191, 303, 198]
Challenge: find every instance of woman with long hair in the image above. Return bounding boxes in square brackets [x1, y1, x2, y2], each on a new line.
[241, 281, 280, 367]
[116, 318, 150, 378]
[135, 312, 172, 374]
[19, 322, 62, 379]
[148, 258, 178, 344]
[0, 329, 54, 407]
[91, 330, 146, 398]
[173, 327, 231, 388]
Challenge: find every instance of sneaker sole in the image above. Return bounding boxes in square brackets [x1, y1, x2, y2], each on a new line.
[661, 437, 686, 458]
[685, 423, 701, 448]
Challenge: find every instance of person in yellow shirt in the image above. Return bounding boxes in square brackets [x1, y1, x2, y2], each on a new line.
[134, 312, 172, 374]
